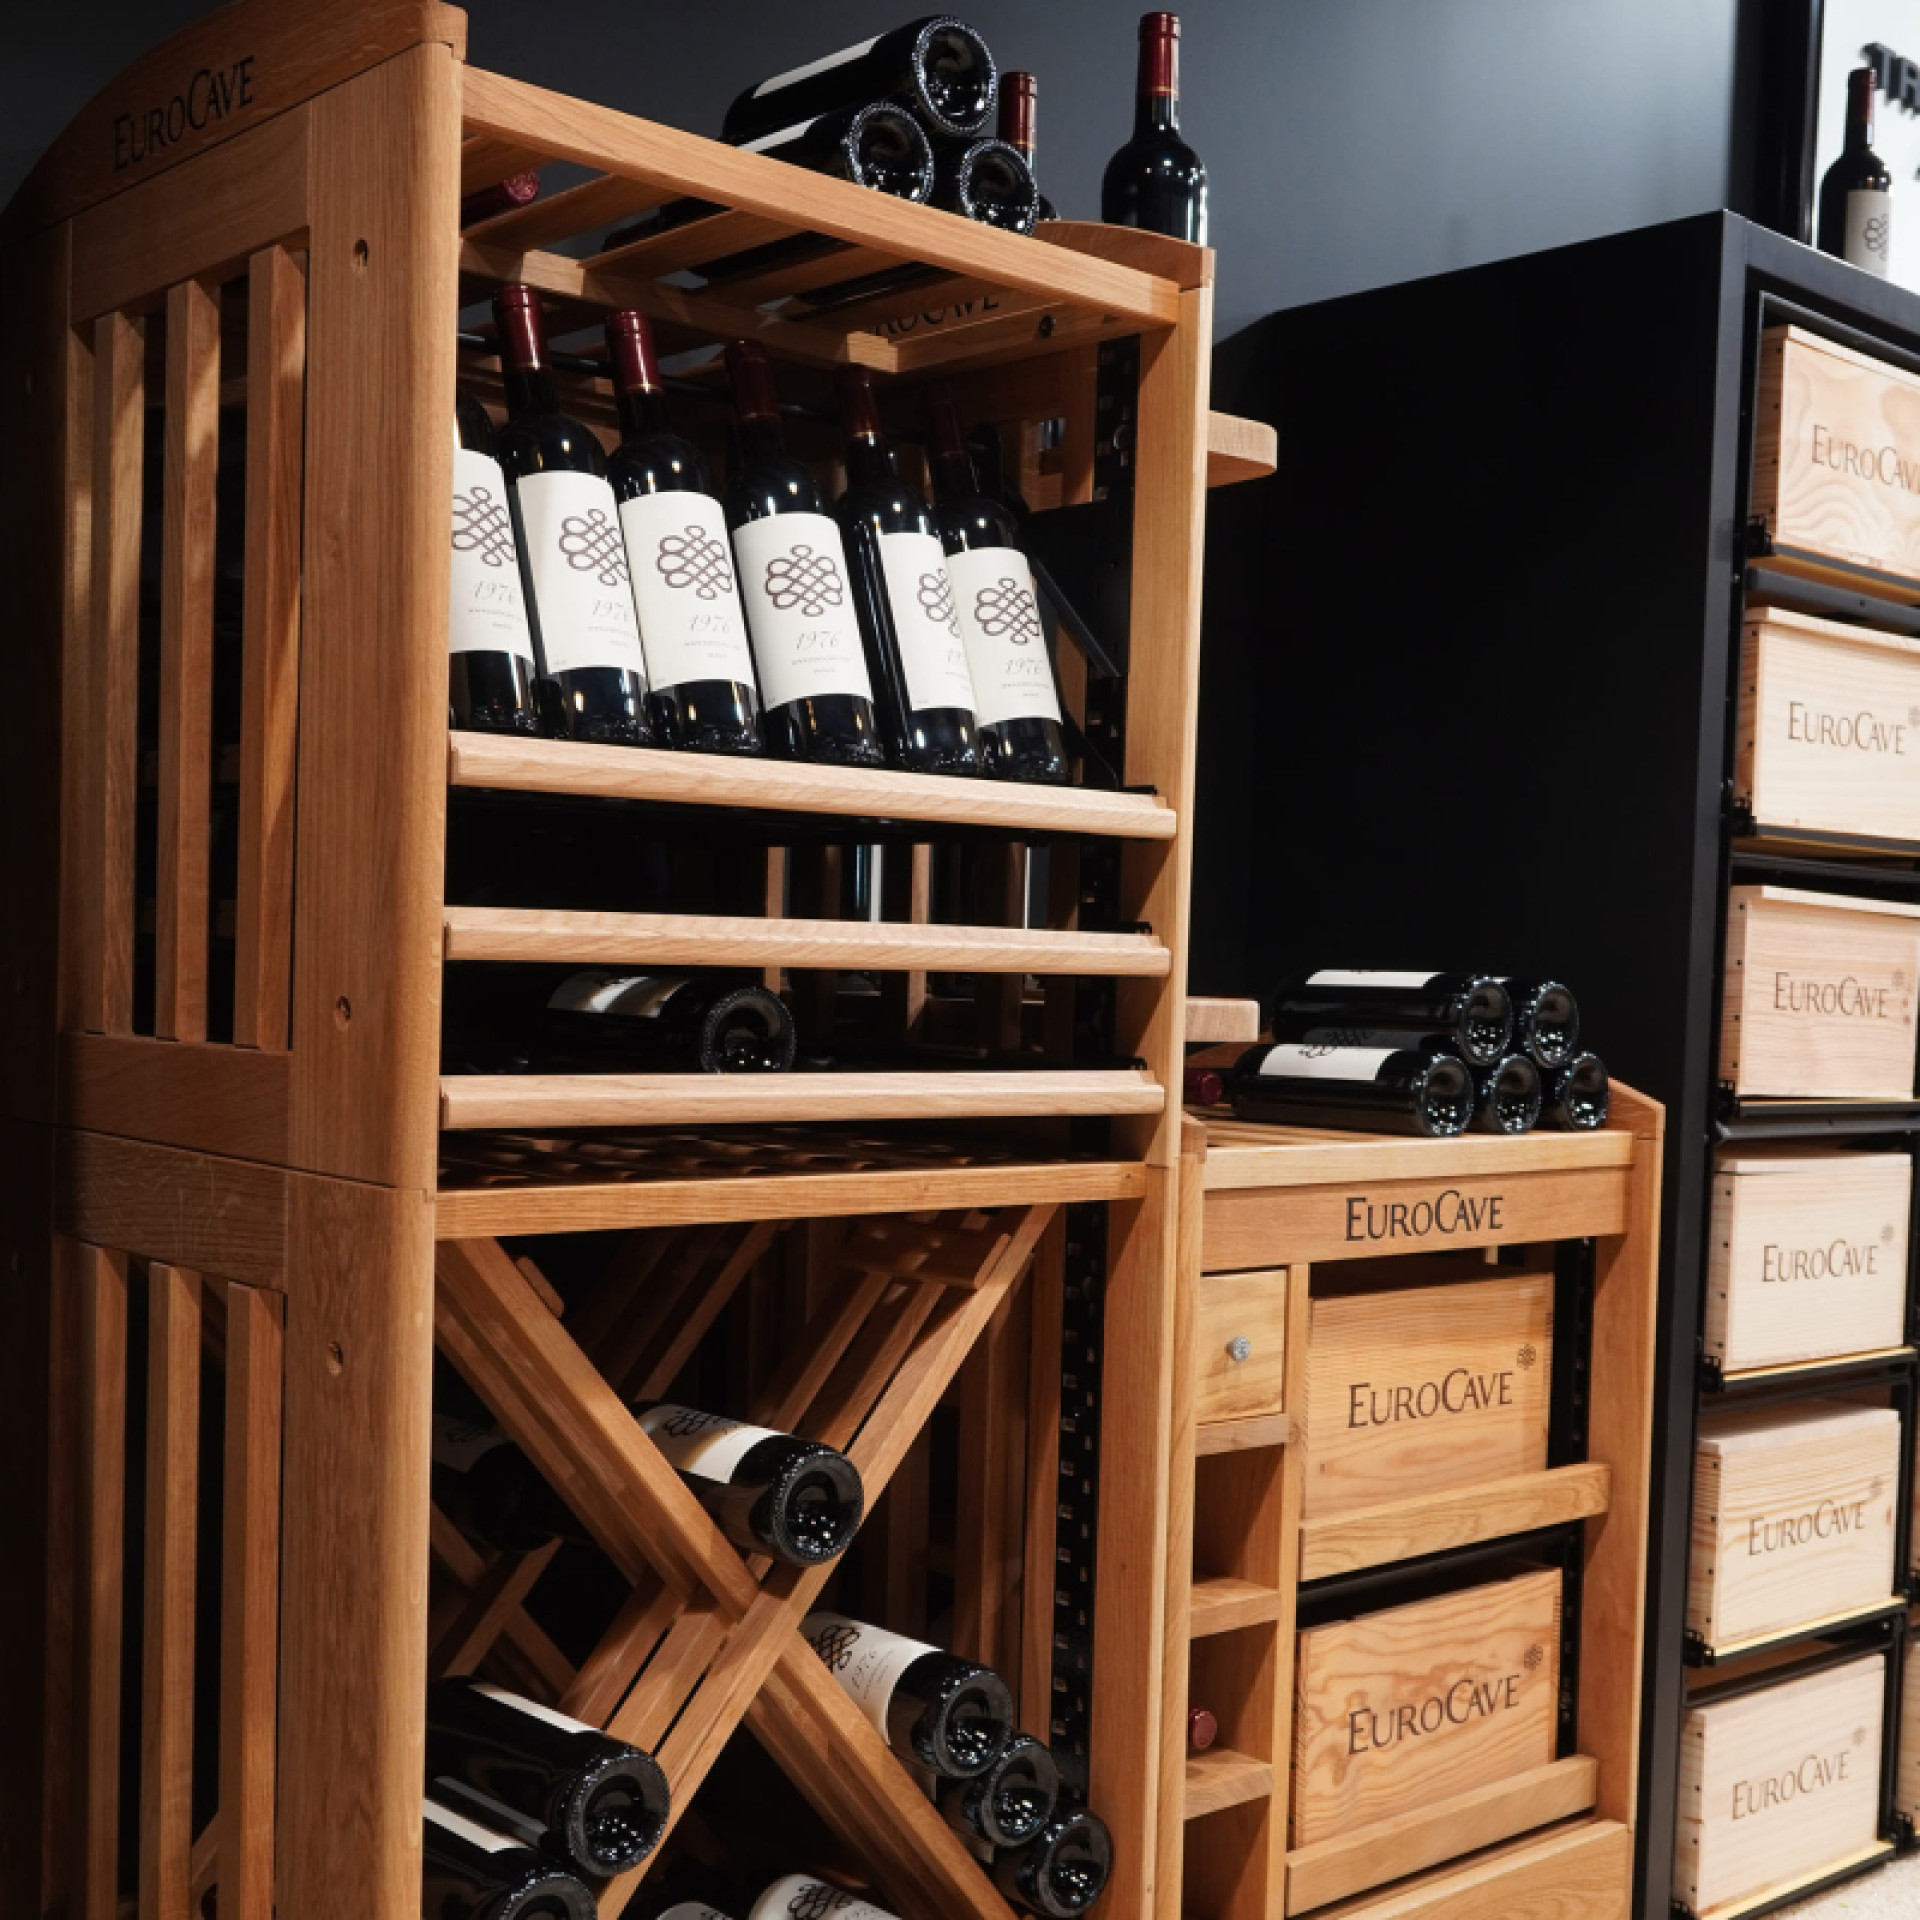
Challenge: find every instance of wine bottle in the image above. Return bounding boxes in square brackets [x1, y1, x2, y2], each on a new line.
[1187, 1707, 1217, 1751]
[723, 341, 885, 767]
[992, 1807, 1113, 1920]
[422, 1796, 596, 1920]
[1817, 67, 1892, 276]
[543, 971, 796, 1073]
[450, 389, 540, 736]
[1100, 13, 1207, 244]
[927, 387, 1068, 783]
[738, 100, 936, 199]
[1227, 1042, 1475, 1139]
[492, 284, 654, 747]
[1182, 1064, 1226, 1108]
[425, 1678, 670, 1877]
[931, 1731, 1061, 1849]
[605, 310, 763, 756]
[722, 18, 998, 146]
[998, 72, 1057, 221]
[1472, 1053, 1541, 1136]
[1266, 973, 1513, 1067]
[1499, 978, 1580, 1070]
[750, 1879, 902, 1920]
[932, 137, 1041, 233]
[1542, 1053, 1610, 1131]
[833, 366, 980, 773]
[803, 1612, 1014, 1777]
[462, 171, 540, 226]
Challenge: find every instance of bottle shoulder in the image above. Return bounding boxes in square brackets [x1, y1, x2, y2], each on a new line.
[497, 412, 609, 480]
[725, 456, 829, 523]
[836, 479, 937, 537]
[607, 432, 711, 499]
[934, 495, 1021, 552]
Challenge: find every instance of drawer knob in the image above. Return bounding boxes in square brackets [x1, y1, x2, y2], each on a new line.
[1226, 1336, 1253, 1363]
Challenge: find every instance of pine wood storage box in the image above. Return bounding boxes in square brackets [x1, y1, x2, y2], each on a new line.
[1673, 1655, 1886, 1916]
[1686, 1401, 1901, 1648]
[1738, 606, 1920, 842]
[1289, 1565, 1561, 1848]
[1704, 1148, 1911, 1373]
[1298, 1268, 1551, 1518]
[1755, 325, 1920, 589]
[1720, 886, 1920, 1098]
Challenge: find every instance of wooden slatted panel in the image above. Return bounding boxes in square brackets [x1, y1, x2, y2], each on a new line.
[464, 170, 662, 252]
[708, 242, 918, 304]
[155, 280, 221, 1041]
[84, 314, 144, 1035]
[585, 206, 801, 278]
[140, 1264, 201, 1920]
[233, 245, 306, 1050]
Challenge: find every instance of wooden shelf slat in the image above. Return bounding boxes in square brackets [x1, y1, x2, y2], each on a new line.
[1200, 1119, 1634, 1190]
[1184, 996, 1260, 1044]
[1188, 1576, 1284, 1638]
[1194, 1411, 1291, 1456]
[1185, 1746, 1275, 1821]
[1206, 412, 1276, 489]
[448, 731, 1176, 838]
[442, 906, 1171, 976]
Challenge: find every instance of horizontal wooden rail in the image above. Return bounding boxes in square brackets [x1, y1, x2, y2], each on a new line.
[447, 731, 1178, 838]
[1206, 412, 1277, 488]
[440, 1069, 1165, 1132]
[442, 906, 1171, 976]
[1185, 1747, 1273, 1820]
[1187, 1576, 1284, 1637]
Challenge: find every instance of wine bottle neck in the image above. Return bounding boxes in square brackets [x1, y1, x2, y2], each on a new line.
[616, 385, 672, 442]
[844, 434, 896, 487]
[502, 360, 561, 417]
[930, 447, 977, 504]
[737, 412, 786, 463]
[1846, 69, 1877, 149]
[1135, 15, 1182, 134]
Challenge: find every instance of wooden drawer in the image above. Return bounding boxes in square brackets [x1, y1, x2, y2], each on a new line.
[1720, 886, 1920, 1099]
[1673, 1654, 1885, 1915]
[1193, 1267, 1286, 1426]
[1755, 325, 1920, 588]
[1300, 1269, 1551, 1519]
[1738, 606, 1920, 842]
[1687, 1401, 1900, 1647]
[1705, 1149, 1910, 1372]
[1291, 1565, 1561, 1848]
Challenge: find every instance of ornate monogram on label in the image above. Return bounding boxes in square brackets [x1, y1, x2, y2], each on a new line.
[918, 569, 958, 629]
[971, 574, 1043, 645]
[878, 530, 976, 715]
[615, 491, 755, 695]
[764, 544, 846, 616]
[655, 524, 734, 598]
[946, 546, 1060, 728]
[559, 508, 630, 586]
[448, 448, 535, 662]
[732, 512, 873, 708]
[515, 470, 646, 677]
[452, 481, 516, 568]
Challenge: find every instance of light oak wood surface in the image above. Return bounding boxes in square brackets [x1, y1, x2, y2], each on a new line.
[1193, 1267, 1287, 1425]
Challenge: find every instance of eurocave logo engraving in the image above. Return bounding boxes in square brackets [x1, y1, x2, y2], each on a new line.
[1770, 972, 1900, 1020]
[1345, 1669, 1527, 1754]
[655, 524, 733, 599]
[973, 575, 1042, 644]
[917, 569, 961, 634]
[1731, 1744, 1855, 1818]
[451, 483, 516, 568]
[1343, 1187, 1507, 1242]
[870, 294, 1002, 339]
[765, 545, 845, 616]
[558, 509, 628, 586]
[1344, 1366, 1517, 1432]
[113, 55, 257, 170]
[1746, 1496, 1874, 1555]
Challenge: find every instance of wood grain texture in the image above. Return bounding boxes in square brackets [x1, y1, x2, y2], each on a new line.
[1192, 1409, 1292, 1454]
[1310, 1817, 1629, 1920]
[1188, 1575, 1285, 1636]
[1206, 413, 1278, 489]
[58, 1030, 291, 1163]
[1186, 995, 1262, 1043]
[1186, 1747, 1275, 1819]
[1193, 1267, 1286, 1425]
[1200, 1121, 1634, 1192]
[1900, 1608, 1919, 1819]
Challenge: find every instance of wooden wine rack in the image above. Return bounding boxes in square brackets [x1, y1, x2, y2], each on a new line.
[0, 5, 1279, 1920]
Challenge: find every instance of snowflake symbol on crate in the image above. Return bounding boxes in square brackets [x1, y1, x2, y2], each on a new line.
[1854, 1725, 1869, 1747]
[656, 524, 734, 599]
[1516, 1344, 1538, 1370]
[451, 482, 516, 568]
[973, 574, 1042, 645]
[765, 544, 845, 616]
[558, 508, 629, 586]
[1908, 706, 1920, 729]
[1523, 1644, 1545, 1672]
[917, 569, 962, 636]
[808, 1621, 860, 1672]
[1885, 1222, 1898, 1243]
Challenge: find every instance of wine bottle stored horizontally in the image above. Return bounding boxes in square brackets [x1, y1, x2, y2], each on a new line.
[492, 284, 654, 747]
[723, 341, 885, 767]
[462, 170, 540, 226]
[1818, 66, 1892, 276]
[545, 971, 796, 1073]
[750, 1878, 900, 1920]
[1228, 1042, 1475, 1139]
[927, 388, 1068, 784]
[1266, 972, 1513, 1067]
[804, 1612, 1014, 1776]
[422, 1796, 596, 1920]
[426, 1678, 670, 1877]
[739, 100, 936, 198]
[605, 309, 763, 756]
[1100, 12, 1207, 244]
[722, 18, 998, 146]
[931, 137, 1041, 232]
[1187, 1706, 1217, 1751]
[1471, 1053, 1542, 1136]
[1499, 978, 1579, 1070]
[998, 72, 1057, 222]
[1543, 1053, 1610, 1131]
[928, 1730, 1060, 1848]
[991, 1806, 1114, 1919]
[450, 390, 540, 736]
[833, 366, 980, 773]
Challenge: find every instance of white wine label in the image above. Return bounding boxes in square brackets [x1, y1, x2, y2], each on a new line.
[638, 1403, 778, 1483]
[472, 1682, 597, 1736]
[617, 490, 759, 695]
[1845, 189, 1892, 277]
[1257, 1043, 1398, 1081]
[1306, 970, 1437, 989]
[431, 1413, 507, 1473]
[548, 970, 680, 1019]
[732, 513, 874, 710]
[751, 37, 880, 97]
[660, 1905, 735, 1920]
[749, 1876, 900, 1920]
[945, 546, 1061, 729]
[878, 531, 978, 715]
[513, 469, 649, 679]
[449, 447, 536, 662]
[424, 1796, 519, 1854]
[801, 1612, 934, 1741]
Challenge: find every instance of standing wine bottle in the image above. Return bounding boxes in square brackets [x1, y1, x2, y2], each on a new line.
[1472, 1053, 1542, 1136]
[927, 387, 1068, 783]
[492, 284, 654, 747]
[1227, 1042, 1475, 1138]
[932, 137, 1041, 232]
[1499, 978, 1579, 1070]
[543, 971, 796, 1073]
[804, 1612, 1014, 1775]
[722, 18, 997, 145]
[992, 1807, 1113, 1919]
[605, 310, 763, 755]
[750, 1878, 900, 1920]
[999, 72, 1057, 221]
[931, 1731, 1060, 1848]
[426, 1678, 670, 1877]
[1818, 67, 1893, 275]
[1266, 972, 1513, 1067]
[1100, 13, 1207, 243]
[723, 341, 885, 767]
[422, 1797, 596, 1920]
[1542, 1053, 1610, 1131]
[834, 366, 980, 773]
[450, 390, 540, 735]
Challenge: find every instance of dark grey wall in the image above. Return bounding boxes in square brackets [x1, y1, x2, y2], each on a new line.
[8, 0, 1746, 341]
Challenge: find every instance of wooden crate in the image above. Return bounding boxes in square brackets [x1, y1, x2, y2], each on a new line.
[1754, 325, 1920, 594]
[1737, 605, 1920, 843]
[1673, 1655, 1887, 1917]
[1704, 1148, 1910, 1374]
[1298, 1269, 1552, 1520]
[1719, 886, 1920, 1099]
[1290, 1565, 1562, 1849]
[1686, 1401, 1901, 1649]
